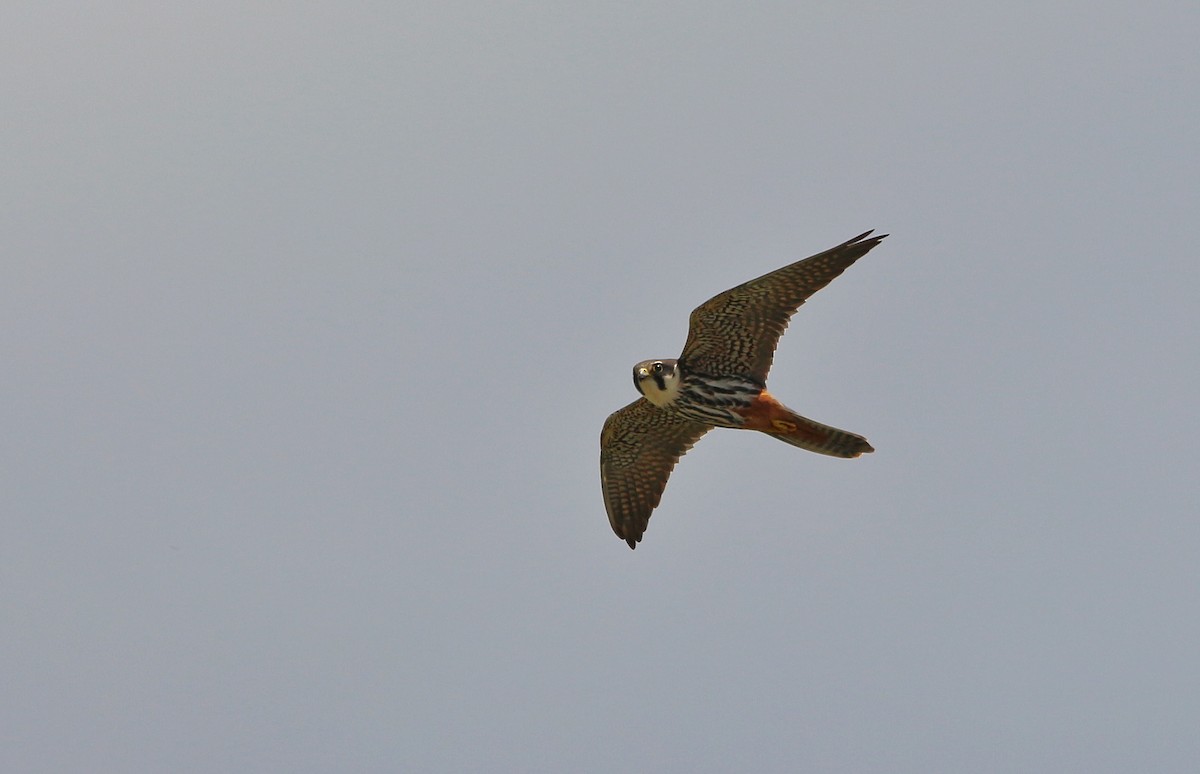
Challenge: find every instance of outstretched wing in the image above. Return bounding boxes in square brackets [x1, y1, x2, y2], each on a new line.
[679, 230, 886, 381]
[600, 398, 711, 549]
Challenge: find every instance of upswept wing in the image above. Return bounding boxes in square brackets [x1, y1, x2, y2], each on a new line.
[600, 398, 711, 549]
[679, 230, 886, 381]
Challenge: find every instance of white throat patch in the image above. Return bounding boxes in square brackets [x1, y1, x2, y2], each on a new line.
[640, 368, 681, 408]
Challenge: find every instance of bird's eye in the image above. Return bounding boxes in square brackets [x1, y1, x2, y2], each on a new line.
[652, 362, 663, 374]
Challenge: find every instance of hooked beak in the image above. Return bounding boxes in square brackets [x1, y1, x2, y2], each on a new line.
[633, 367, 648, 394]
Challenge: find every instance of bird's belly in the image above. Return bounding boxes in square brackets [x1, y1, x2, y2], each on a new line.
[676, 374, 762, 427]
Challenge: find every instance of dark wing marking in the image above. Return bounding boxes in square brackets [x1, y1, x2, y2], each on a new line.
[600, 398, 711, 549]
[679, 230, 886, 381]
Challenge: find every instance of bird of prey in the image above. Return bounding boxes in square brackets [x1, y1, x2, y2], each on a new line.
[600, 230, 885, 549]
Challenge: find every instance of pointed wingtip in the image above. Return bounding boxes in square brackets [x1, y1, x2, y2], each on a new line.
[849, 229, 888, 245]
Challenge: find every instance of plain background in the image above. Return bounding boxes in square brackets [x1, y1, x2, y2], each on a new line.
[3, 2, 1198, 772]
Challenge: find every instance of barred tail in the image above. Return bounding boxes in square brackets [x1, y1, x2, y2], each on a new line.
[762, 406, 874, 458]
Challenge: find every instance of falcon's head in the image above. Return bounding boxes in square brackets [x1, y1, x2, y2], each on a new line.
[632, 359, 681, 407]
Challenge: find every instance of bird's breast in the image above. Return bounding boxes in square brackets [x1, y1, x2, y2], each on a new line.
[675, 372, 763, 427]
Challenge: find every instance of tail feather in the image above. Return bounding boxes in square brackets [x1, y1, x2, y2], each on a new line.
[740, 390, 873, 458]
[763, 408, 873, 458]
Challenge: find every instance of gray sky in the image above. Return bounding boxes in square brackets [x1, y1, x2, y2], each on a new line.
[4, 2, 1198, 772]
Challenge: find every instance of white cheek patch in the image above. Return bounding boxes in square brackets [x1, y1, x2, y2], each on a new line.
[641, 370, 681, 408]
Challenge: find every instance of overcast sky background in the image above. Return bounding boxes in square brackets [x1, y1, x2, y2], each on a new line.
[3, 2, 1198, 772]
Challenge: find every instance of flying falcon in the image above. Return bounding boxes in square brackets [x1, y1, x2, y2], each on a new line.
[600, 230, 885, 549]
